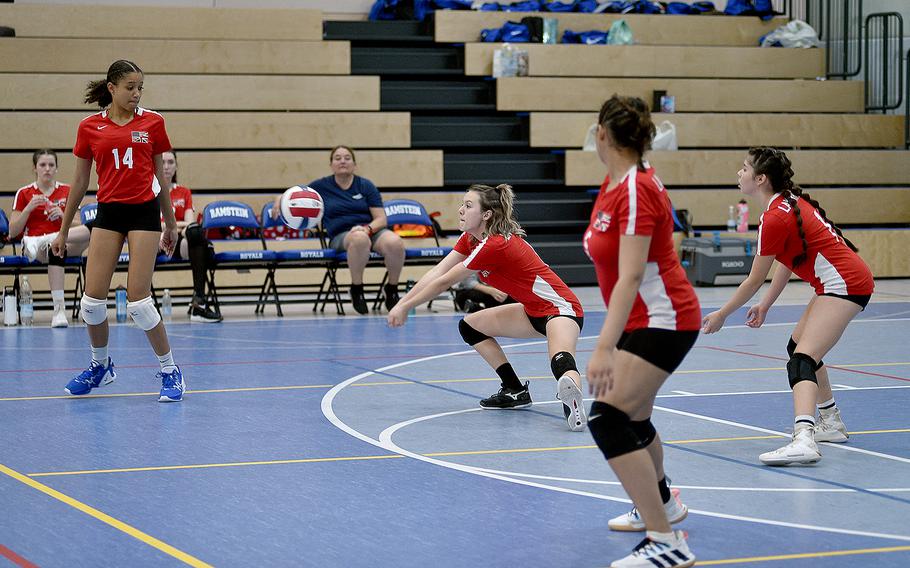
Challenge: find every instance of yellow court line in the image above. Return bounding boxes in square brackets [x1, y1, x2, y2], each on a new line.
[0, 462, 212, 567]
[27, 429, 910, 478]
[696, 544, 910, 565]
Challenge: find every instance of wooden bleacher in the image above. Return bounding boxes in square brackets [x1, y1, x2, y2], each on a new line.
[0, 112, 412, 150]
[435, 10, 783, 45]
[530, 112, 905, 148]
[0, 4, 322, 40]
[497, 77, 863, 112]
[465, 44, 825, 78]
[0, 38, 351, 75]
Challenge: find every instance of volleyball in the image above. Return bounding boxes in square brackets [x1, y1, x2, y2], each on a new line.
[279, 185, 323, 230]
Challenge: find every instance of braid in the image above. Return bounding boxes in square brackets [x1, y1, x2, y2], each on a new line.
[785, 187, 809, 268]
[795, 189, 859, 253]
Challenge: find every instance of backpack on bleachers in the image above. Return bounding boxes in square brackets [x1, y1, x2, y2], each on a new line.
[724, 0, 776, 20]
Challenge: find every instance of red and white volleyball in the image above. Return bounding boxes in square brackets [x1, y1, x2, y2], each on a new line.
[279, 185, 323, 230]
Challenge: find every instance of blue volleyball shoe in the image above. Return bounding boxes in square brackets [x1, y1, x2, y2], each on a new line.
[158, 367, 185, 403]
[64, 358, 116, 396]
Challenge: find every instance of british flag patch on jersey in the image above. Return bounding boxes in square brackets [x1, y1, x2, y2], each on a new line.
[131, 131, 149, 143]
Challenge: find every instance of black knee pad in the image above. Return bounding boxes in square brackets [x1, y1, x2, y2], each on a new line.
[550, 351, 577, 379]
[458, 318, 490, 346]
[47, 248, 66, 266]
[184, 223, 206, 245]
[787, 336, 797, 357]
[787, 353, 819, 388]
[630, 418, 657, 447]
[588, 401, 645, 460]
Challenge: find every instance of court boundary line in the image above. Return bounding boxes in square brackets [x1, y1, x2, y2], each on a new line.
[0, 463, 212, 567]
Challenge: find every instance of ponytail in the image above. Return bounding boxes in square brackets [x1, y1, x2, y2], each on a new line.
[467, 183, 525, 241]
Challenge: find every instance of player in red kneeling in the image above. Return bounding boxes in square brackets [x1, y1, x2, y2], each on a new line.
[387, 183, 587, 432]
[703, 147, 873, 465]
[52, 59, 185, 402]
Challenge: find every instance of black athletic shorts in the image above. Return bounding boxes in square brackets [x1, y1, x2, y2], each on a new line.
[526, 313, 584, 336]
[617, 328, 699, 374]
[92, 199, 161, 234]
[820, 292, 871, 310]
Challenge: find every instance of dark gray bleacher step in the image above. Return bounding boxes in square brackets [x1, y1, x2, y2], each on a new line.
[323, 20, 433, 43]
[412, 115, 528, 148]
[514, 194, 592, 225]
[382, 79, 496, 111]
[351, 46, 463, 76]
[444, 152, 563, 186]
[548, 263, 597, 286]
[525, 240, 591, 266]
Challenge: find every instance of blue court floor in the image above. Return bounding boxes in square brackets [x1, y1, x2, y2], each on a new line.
[1, 280, 909, 568]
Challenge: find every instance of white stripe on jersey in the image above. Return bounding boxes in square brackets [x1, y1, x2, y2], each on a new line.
[814, 253, 848, 295]
[640, 262, 677, 330]
[756, 212, 766, 255]
[625, 166, 638, 236]
[531, 275, 577, 317]
[462, 236, 488, 268]
[137, 107, 163, 118]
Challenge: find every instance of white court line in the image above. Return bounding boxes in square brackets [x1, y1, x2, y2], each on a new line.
[834, 383, 859, 390]
[672, 390, 697, 396]
[374, 407, 910, 544]
[321, 338, 910, 544]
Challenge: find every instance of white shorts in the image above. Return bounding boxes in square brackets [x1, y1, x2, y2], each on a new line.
[21, 233, 58, 261]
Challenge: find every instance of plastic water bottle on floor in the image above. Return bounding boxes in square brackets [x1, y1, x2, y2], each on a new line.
[115, 286, 127, 323]
[162, 289, 172, 323]
[405, 280, 416, 316]
[19, 276, 33, 326]
[726, 205, 737, 232]
[4, 286, 18, 326]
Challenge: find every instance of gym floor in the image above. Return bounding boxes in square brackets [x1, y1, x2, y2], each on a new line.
[2, 279, 909, 567]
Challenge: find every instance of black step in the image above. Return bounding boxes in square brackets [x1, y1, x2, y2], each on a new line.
[514, 193, 592, 224]
[382, 79, 496, 111]
[352, 46, 463, 76]
[324, 20, 433, 42]
[444, 152, 563, 186]
[549, 264, 597, 286]
[527, 240, 592, 266]
[412, 115, 528, 148]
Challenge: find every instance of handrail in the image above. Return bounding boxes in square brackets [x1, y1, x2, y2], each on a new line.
[826, 0, 864, 79]
[864, 12, 904, 113]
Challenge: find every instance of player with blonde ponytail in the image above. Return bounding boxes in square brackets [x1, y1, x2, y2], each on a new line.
[388, 183, 587, 432]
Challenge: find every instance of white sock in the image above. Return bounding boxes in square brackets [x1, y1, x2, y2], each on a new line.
[51, 290, 65, 306]
[795, 415, 816, 430]
[817, 398, 837, 412]
[157, 351, 176, 371]
[646, 530, 678, 544]
[91, 345, 109, 365]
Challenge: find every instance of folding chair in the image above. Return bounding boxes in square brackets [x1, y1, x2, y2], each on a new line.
[258, 202, 343, 315]
[201, 200, 277, 315]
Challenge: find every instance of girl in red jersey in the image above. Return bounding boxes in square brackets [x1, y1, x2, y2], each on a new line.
[51, 60, 186, 403]
[387, 183, 587, 431]
[159, 150, 221, 323]
[10, 149, 90, 327]
[584, 95, 698, 568]
[703, 147, 873, 466]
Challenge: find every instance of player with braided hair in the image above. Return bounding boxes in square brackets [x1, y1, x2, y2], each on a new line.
[703, 147, 873, 466]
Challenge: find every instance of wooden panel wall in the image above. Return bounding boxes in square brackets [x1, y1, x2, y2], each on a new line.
[497, 77, 864, 113]
[465, 44, 824, 79]
[530, 113, 905, 149]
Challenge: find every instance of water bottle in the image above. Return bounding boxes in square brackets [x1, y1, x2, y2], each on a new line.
[162, 289, 172, 323]
[19, 276, 34, 326]
[3, 286, 18, 326]
[115, 286, 127, 323]
[405, 280, 416, 316]
[726, 205, 737, 232]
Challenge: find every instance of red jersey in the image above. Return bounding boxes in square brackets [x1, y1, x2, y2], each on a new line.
[758, 193, 874, 296]
[168, 184, 194, 222]
[73, 107, 171, 204]
[454, 232, 583, 318]
[12, 182, 71, 237]
[584, 165, 701, 332]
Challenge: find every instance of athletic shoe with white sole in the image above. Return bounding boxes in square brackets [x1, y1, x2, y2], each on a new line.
[479, 381, 532, 409]
[608, 488, 688, 532]
[158, 367, 185, 403]
[64, 358, 116, 396]
[610, 531, 696, 568]
[556, 375, 586, 431]
[759, 426, 821, 466]
[51, 308, 69, 328]
[816, 408, 849, 443]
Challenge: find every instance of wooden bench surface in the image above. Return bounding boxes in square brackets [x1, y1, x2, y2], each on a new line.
[498, 77, 864, 113]
[531, 113, 905, 149]
[0, 112, 411, 150]
[0, 38, 350, 75]
[0, 4, 322, 40]
[0, 74, 380, 112]
[435, 10, 783, 45]
[465, 44, 825, 79]
[0, 150, 444, 192]
[566, 150, 910, 186]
